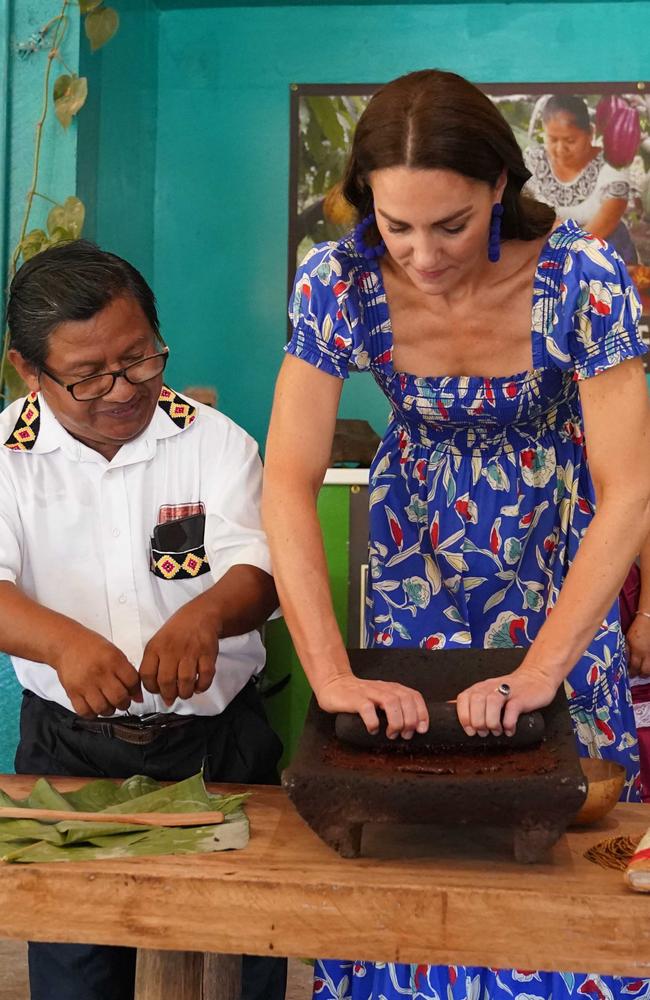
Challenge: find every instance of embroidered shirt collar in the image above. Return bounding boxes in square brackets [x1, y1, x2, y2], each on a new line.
[3, 385, 198, 458]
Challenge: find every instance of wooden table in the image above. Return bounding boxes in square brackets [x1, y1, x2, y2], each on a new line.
[0, 775, 649, 999]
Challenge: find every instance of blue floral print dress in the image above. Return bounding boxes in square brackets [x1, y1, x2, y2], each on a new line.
[286, 220, 647, 1000]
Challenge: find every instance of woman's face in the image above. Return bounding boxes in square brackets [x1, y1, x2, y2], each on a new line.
[370, 166, 504, 296]
[543, 113, 592, 171]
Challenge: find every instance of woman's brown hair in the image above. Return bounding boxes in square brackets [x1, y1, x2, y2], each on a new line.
[342, 69, 555, 242]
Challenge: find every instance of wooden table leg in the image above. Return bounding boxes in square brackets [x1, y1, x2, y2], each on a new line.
[203, 953, 242, 999]
[135, 949, 202, 999]
[135, 949, 242, 1000]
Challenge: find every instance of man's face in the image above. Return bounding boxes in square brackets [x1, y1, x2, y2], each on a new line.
[11, 295, 164, 460]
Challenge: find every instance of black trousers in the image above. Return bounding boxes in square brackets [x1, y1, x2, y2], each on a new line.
[15, 686, 287, 1000]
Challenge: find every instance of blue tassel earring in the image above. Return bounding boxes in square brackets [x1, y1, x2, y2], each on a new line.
[488, 203, 504, 263]
[353, 213, 386, 260]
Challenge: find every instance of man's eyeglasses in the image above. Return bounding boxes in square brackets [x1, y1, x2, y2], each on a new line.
[40, 347, 170, 402]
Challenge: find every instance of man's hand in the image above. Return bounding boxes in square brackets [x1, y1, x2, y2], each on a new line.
[53, 631, 143, 718]
[139, 593, 220, 706]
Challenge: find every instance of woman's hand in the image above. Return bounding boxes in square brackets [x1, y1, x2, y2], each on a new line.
[316, 674, 429, 739]
[627, 615, 650, 678]
[455, 663, 559, 738]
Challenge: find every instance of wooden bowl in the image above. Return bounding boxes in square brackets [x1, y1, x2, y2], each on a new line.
[570, 758, 626, 826]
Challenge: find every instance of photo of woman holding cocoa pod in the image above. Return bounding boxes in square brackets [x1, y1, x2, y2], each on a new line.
[290, 82, 650, 318]
[523, 93, 640, 264]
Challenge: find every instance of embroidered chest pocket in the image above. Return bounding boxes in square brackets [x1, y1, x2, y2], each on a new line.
[150, 511, 211, 580]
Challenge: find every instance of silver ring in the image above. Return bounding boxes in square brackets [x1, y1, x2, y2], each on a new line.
[496, 683, 511, 698]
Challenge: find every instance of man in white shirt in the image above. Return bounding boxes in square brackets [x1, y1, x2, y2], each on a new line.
[0, 240, 286, 1000]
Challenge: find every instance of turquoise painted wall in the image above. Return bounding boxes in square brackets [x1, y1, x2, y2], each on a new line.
[0, 5, 10, 293]
[0, 655, 20, 774]
[100, 0, 648, 449]
[78, 0, 159, 286]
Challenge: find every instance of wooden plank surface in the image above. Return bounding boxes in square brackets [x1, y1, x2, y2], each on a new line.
[0, 775, 648, 977]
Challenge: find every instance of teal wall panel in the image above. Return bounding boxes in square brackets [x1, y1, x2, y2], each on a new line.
[156, 0, 629, 7]
[0, 654, 21, 773]
[78, 0, 159, 286]
[0, 5, 10, 305]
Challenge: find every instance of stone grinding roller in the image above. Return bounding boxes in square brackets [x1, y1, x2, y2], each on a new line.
[335, 701, 545, 752]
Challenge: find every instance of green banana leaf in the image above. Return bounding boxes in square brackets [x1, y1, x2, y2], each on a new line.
[0, 772, 250, 863]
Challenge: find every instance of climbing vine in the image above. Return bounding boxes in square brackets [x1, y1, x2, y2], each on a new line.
[0, 0, 119, 402]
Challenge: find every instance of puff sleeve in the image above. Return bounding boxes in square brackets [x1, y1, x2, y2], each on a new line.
[544, 234, 647, 379]
[285, 241, 368, 378]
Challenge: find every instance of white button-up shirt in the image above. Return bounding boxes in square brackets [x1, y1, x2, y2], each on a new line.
[0, 386, 273, 716]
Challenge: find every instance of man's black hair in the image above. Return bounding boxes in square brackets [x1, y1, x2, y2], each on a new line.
[6, 239, 161, 368]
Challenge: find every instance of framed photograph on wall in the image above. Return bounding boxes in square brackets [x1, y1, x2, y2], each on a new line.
[288, 80, 650, 360]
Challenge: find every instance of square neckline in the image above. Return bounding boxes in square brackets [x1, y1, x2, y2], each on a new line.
[359, 218, 578, 387]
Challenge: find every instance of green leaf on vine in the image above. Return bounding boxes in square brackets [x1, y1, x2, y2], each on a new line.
[85, 6, 119, 51]
[20, 229, 49, 261]
[79, 0, 103, 12]
[47, 197, 85, 241]
[48, 226, 76, 245]
[53, 75, 88, 130]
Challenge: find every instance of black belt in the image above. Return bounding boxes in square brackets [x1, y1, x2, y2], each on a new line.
[71, 713, 196, 745]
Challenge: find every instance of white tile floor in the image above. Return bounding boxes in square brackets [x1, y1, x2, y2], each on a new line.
[0, 940, 314, 999]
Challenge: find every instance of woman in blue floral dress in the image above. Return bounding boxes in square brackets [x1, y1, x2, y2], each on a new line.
[263, 70, 650, 1000]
